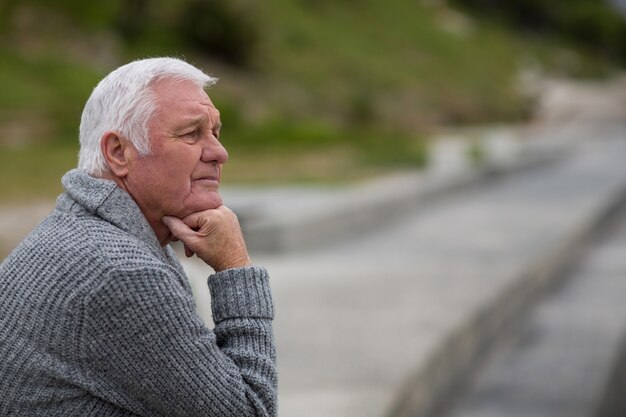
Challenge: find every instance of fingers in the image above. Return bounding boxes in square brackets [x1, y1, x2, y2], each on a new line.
[163, 216, 198, 258]
[163, 207, 250, 271]
[180, 206, 232, 231]
[162, 216, 191, 240]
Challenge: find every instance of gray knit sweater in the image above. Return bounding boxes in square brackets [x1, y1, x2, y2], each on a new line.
[0, 169, 277, 417]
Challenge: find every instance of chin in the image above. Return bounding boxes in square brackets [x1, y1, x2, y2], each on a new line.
[187, 194, 224, 212]
[207, 199, 223, 210]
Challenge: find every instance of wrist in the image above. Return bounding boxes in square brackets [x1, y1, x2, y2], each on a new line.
[213, 255, 252, 273]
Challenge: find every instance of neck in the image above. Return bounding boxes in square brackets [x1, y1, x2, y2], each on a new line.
[100, 170, 172, 247]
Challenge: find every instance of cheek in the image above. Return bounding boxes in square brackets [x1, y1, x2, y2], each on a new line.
[162, 166, 194, 197]
[130, 159, 187, 200]
[129, 147, 200, 199]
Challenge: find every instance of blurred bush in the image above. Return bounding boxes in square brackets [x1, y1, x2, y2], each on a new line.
[0, 0, 260, 66]
[451, 0, 626, 65]
[178, 0, 259, 67]
[1, 0, 625, 197]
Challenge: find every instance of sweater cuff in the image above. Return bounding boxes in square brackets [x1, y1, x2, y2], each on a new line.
[208, 266, 274, 323]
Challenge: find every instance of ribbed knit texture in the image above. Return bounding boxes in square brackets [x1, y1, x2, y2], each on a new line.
[0, 169, 277, 417]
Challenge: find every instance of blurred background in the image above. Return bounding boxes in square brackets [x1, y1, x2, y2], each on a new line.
[2, 1, 626, 416]
[2, 0, 626, 203]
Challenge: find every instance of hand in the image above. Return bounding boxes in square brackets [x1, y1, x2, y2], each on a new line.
[162, 206, 251, 272]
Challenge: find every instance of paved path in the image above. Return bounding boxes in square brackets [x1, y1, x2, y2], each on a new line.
[181, 123, 626, 417]
[441, 188, 626, 417]
[219, 124, 581, 253]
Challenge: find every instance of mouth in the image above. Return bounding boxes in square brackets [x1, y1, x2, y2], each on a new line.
[194, 174, 219, 181]
[193, 176, 219, 185]
[192, 165, 222, 187]
[192, 170, 221, 189]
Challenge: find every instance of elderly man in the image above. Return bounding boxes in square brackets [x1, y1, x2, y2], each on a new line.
[0, 58, 277, 416]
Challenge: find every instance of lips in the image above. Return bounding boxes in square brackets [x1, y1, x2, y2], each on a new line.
[192, 164, 222, 184]
[192, 169, 220, 183]
[194, 175, 219, 182]
[193, 177, 220, 190]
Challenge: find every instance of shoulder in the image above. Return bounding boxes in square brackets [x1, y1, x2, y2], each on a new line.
[3, 206, 176, 285]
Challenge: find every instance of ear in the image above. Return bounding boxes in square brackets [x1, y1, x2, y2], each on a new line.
[100, 132, 131, 178]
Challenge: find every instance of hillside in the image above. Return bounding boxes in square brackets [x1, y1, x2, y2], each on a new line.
[0, 0, 622, 201]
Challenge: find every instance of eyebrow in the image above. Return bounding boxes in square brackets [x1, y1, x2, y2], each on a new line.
[175, 116, 222, 132]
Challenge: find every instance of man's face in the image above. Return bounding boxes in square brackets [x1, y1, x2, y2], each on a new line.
[123, 77, 228, 224]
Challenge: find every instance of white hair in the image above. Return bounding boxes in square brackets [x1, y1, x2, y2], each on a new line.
[78, 57, 217, 176]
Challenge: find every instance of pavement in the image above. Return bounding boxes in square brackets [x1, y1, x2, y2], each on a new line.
[441, 174, 626, 417]
[219, 123, 582, 253]
[180, 121, 626, 417]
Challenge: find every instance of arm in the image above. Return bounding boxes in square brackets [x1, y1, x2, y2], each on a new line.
[80, 264, 276, 417]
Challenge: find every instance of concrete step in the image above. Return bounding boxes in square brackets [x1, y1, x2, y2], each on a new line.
[386, 127, 626, 417]
[223, 124, 587, 253]
[440, 196, 626, 417]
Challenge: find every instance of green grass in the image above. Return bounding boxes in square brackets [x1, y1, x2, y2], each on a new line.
[254, 0, 532, 125]
[0, 123, 428, 201]
[0, 143, 78, 203]
[222, 121, 428, 184]
[0, 46, 103, 141]
[0, 0, 620, 202]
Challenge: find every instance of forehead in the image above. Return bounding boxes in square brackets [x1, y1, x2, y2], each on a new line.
[151, 77, 218, 121]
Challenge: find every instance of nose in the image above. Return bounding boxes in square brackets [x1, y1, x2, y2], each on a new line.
[201, 134, 228, 164]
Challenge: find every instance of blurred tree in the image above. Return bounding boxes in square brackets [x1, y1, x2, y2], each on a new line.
[116, 0, 149, 41]
[0, 0, 19, 35]
[0, 0, 262, 67]
[178, 0, 260, 67]
[450, 0, 626, 65]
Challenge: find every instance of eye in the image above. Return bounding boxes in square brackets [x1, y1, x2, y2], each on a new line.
[181, 129, 201, 140]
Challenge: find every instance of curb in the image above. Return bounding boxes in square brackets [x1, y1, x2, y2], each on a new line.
[384, 172, 626, 417]
[235, 124, 584, 253]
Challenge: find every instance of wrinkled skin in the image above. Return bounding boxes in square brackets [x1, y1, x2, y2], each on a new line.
[103, 77, 250, 271]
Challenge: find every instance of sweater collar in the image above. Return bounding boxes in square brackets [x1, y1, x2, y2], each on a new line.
[59, 169, 163, 255]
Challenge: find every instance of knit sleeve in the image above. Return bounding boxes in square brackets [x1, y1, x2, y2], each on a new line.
[78, 265, 277, 417]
